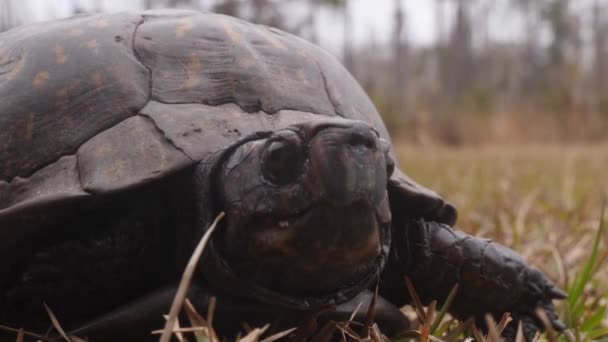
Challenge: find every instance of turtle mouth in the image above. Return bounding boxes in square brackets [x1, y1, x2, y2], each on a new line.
[201, 201, 392, 310]
[246, 203, 316, 233]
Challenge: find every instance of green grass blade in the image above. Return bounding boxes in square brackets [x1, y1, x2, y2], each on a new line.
[430, 283, 459, 335]
[580, 305, 606, 332]
[589, 327, 608, 340]
[566, 203, 605, 324]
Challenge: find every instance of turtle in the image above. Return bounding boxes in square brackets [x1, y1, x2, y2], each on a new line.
[0, 9, 565, 341]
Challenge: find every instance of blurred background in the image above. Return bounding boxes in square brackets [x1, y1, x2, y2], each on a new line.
[3, 0, 608, 145]
[2, 0, 607, 335]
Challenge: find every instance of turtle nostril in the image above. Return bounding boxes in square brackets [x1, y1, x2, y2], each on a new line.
[348, 131, 376, 150]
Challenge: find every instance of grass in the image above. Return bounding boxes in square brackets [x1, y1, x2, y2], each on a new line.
[396, 142, 608, 341]
[3, 143, 607, 341]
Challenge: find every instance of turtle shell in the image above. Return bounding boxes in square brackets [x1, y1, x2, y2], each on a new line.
[0, 10, 456, 251]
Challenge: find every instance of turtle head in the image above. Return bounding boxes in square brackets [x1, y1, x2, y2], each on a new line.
[204, 118, 394, 308]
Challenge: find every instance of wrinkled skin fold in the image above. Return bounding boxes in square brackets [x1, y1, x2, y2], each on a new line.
[381, 218, 566, 341]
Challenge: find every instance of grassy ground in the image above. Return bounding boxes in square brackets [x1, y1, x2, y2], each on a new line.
[395, 142, 608, 341]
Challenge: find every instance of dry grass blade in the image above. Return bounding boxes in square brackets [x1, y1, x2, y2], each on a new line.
[495, 313, 512, 335]
[159, 211, 225, 342]
[514, 321, 524, 342]
[152, 327, 211, 334]
[404, 276, 426, 322]
[335, 322, 362, 341]
[15, 328, 23, 342]
[549, 246, 567, 289]
[0, 325, 49, 341]
[163, 314, 184, 342]
[535, 307, 557, 342]
[484, 314, 502, 342]
[239, 324, 269, 342]
[471, 323, 486, 342]
[370, 323, 385, 342]
[206, 296, 216, 332]
[421, 301, 437, 342]
[184, 298, 211, 341]
[184, 298, 220, 342]
[347, 301, 364, 324]
[259, 327, 297, 342]
[514, 189, 539, 247]
[43, 302, 71, 342]
[563, 329, 576, 342]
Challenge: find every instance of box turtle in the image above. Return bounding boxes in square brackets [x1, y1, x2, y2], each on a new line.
[0, 9, 565, 341]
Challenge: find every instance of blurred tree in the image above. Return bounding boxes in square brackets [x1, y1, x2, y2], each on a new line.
[592, 0, 608, 116]
[212, 0, 240, 17]
[143, 0, 202, 10]
[212, 0, 283, 30]
[167, 0, 200, 8]
[0, 0, 20, 32]
[4, 0, 607, 143]
[391, 0, 408, 114]
[310, 0, 352, 72]
[543, 0, 577, 68]
[509, 0, 544, 98]
[444, 0, 473, 101]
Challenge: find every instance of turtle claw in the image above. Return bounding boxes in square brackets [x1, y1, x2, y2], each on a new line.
[501, 294, 566, 341]
[548, 287, 567, 300]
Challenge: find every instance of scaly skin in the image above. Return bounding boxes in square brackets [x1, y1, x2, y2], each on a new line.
[380, 219, 566, 341]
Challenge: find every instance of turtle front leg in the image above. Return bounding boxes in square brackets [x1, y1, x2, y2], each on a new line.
[379, 219, 566, 340]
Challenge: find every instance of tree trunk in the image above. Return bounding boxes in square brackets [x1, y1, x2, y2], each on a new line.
[392, 0, 408, 114]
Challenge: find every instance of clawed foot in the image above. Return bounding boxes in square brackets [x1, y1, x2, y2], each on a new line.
[500, 267, 567, 341]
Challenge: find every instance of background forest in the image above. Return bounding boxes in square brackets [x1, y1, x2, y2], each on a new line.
[3, 0, 608, 144]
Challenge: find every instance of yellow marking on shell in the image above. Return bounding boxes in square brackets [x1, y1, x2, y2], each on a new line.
[90, 19, 109, 28]
[68, 28, 84, 36]
[32, 71, 49, 87]
[296, 69, 309, 85]
[259, 28, 287, 51]
[175, 18, 193, 38]
[220, 18, 241, 43]
[90, 71, 104, 87]
[106, 159, 125, 179]
[55, 81, 79, 97]
[94, 144, 112, 157]
[184, 53, 202, 89]
[238, 57, 253, 68]
[24, 113, 34, 140]
[86, 39, 99, 54]
[54, 45, 67, 64]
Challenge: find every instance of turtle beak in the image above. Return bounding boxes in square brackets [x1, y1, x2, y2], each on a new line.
[308, 122, 392, 208]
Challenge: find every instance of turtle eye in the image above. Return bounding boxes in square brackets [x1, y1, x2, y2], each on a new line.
[263, 139, 301, 185]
